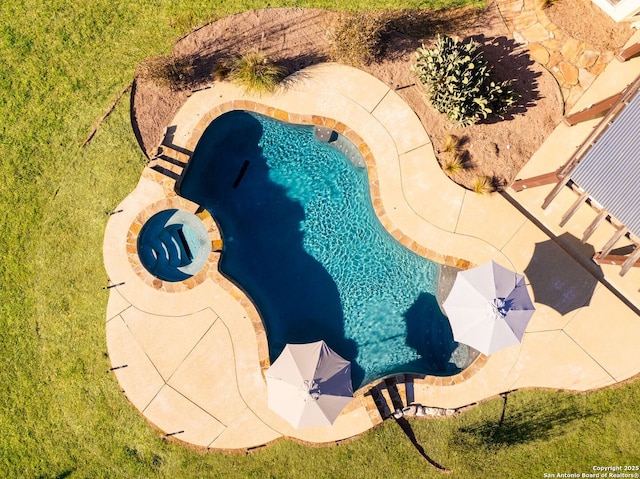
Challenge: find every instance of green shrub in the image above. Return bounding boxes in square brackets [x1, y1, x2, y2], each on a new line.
[228, 51, 285, 94]
[328, 11, 388, 66]
[412, 35, 518, 126]
[136, 54, 195, 91]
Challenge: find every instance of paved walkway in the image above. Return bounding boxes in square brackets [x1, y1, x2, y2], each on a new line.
[104, 36, 640, 450]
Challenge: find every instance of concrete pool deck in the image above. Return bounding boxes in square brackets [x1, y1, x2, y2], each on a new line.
[104, 34, 640, 450]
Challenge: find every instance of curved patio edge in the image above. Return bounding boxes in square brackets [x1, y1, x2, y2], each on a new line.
[104, 63, 639, 450]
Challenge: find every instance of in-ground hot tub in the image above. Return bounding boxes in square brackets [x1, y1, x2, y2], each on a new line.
[137, 209, 211, 282]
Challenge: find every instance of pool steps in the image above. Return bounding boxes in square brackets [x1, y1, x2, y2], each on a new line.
[314, 125, 366, 168]
[365, 375, 408, 421]
[148, 143, 190, 181]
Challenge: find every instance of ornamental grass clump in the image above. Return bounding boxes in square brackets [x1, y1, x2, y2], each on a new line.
[439, 134, 466, 177]
[412, 35, 519, 126]
[472, 176, 493, 195]
[228, 51, 286, 94]
[442, 133, 463, 154]
[442, 155, 465, 176]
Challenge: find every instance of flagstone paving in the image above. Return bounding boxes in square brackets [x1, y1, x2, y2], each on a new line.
[104, 31, 640, 449]
[496, 0, 620, 110]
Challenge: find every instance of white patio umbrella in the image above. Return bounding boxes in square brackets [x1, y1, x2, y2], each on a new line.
[265, 340, 353, 429]
[443, 260, 535, 356]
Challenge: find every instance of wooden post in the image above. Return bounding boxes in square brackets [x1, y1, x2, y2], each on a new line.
[563, 92, 624, 126]
[616, 43, 640, 62]
[560, 191, 589, 227]
[598, 227, 628, 259]
[620, 246, 640, 276]
[542, 176, 572, 209]
[582, 209, 608, 243]
[510, 170, 560, 192]
[593, 251, 640, 275]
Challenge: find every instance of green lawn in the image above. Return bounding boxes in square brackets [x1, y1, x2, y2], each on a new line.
[1, 0, 639, 477]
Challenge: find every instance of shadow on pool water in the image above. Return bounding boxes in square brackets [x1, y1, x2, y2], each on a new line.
[179, 111, 364, 383]
[179, 110, 470, 388]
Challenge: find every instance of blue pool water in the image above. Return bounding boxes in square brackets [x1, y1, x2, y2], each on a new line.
[179, 111, 469, 387]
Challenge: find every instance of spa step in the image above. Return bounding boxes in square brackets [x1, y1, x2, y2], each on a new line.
[158, 230, 184, 267]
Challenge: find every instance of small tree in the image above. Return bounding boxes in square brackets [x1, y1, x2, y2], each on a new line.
[412, 35, 518, 126]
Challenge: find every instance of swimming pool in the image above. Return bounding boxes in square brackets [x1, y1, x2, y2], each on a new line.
[179, 110, 471, 387]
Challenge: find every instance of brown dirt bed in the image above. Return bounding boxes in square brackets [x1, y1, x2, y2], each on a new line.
[132, 4, 593, 190]
[546, 0, 633, 51]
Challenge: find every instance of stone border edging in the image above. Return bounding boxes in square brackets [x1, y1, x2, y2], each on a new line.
[125, 196, 221, 293]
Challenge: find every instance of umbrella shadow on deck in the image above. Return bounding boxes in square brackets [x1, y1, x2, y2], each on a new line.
[524, 233, 602, 315]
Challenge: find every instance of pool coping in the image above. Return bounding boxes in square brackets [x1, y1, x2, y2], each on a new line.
[184, 100, 486, 372]
[104, 62, 640, 451]
[137, 98, 489, 387]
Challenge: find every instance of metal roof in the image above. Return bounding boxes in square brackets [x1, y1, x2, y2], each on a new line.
[569, 87, 640, 237]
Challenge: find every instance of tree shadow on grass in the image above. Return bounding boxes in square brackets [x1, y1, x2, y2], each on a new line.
[455, 394, 588, 448]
